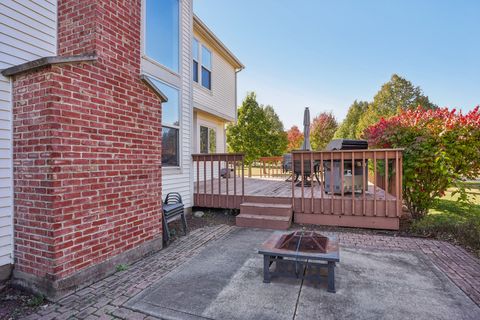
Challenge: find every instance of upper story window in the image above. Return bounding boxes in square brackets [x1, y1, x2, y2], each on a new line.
[150, 78, 180, 167]
[192, 38, 199, 83]
[200, 126, 216, 153]
[145, 0, 179, 73]
[201, 45, 212, 90]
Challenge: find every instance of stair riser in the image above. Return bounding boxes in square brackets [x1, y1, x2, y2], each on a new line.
[243, 196, 291, 205]
[236, 216, 291, 230]
[240, 206, 292, 217]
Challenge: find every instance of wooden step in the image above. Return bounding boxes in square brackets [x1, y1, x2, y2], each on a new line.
[240, 202, 292, 216]
[236, 213, 291, 230]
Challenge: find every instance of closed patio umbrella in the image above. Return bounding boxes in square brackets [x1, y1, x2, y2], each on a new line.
[301, 107, 311, 151]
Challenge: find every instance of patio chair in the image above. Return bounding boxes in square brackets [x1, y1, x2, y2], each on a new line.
[162, 192, 187, 245]
[293, 159, 321, 186]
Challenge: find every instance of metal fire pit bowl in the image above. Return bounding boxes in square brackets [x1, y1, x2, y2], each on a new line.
[258, 230, 340, 293]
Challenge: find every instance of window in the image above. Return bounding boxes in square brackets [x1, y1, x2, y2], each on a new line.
[145, 0, 179, 72]
[192, 38, 199, 82]
[201, 45, 212, 90]
[200, 126, 216, 153]
[150, 78, 180, 166]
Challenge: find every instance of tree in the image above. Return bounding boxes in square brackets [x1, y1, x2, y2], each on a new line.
[226, 93, 287, 164]
[334, 100, 369, 139]
[364, 106, 480, 219]
[286, 125, 304, 151]
[310, 111, 338, 150]
[357, 74, 436, 137]
[264, 105, 288, 156]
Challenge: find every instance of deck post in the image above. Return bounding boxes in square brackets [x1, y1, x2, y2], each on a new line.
[233, 155, 237, 208]
[385, 150, 388, 217]
[292, 153, 295, 213]
[226, 156, 229, 208]
[362, 151, 366, 216]
[341, 152, 344, 215]
[242, 156, 245, 202]
[196, 156, 199, 206]
[310, 152, 314, 214]
[301, 152, 305, 213]
[352, 151, 355, 216]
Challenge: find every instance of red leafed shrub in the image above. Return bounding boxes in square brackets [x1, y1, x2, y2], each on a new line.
[364, 106, 480, 218]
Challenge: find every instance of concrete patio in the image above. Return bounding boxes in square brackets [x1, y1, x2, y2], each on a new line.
[23, 225, 480, 320]
[126, 228, 478, 320]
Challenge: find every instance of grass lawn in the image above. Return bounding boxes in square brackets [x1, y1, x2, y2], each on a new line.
[411, 181, 480, 256]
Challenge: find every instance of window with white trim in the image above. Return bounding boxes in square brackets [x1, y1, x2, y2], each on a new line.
[192, 38, 199, 83]
[200, 126, 216, 154]
[201, 45, 212, 90]
[150, 78, 180, 166]
[145, 0, 179, 72]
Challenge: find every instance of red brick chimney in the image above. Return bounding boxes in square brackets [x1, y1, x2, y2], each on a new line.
[11, 0, 163, 299]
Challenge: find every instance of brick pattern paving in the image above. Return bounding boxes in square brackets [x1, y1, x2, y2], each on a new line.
[23, 226, 479, 319]
[23, 225, 235, 320]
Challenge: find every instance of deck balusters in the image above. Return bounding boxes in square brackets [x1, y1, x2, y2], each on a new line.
[192, 150, 403, 229]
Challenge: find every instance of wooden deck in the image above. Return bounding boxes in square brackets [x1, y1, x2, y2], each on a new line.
[192, 151, 403, 230]
[194, 177, 400, 230]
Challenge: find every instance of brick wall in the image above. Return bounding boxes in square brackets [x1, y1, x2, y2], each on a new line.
[13, 0, 163, 294]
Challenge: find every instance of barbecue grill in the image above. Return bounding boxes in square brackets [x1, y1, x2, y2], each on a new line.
[324, 139, 368, 194]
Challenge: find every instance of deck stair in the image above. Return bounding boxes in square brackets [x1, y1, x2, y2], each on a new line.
[236, 202, 292, 230]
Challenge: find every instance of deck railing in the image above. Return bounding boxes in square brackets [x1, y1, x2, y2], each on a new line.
[192, 153, 245, 208]
[251, 156, 288, 179]
[291, 149, 403, 220]
[193, 149, 403, 229]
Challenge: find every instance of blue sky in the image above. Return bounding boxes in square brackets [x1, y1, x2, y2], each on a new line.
[194, 0, 480, 129]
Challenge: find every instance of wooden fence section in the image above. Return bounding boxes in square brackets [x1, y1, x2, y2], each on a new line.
[192, 153, 245, 209]
[291, 149, 403, 230]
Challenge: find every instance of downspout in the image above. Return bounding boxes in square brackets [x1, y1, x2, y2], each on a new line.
[229, 66, 244, 152]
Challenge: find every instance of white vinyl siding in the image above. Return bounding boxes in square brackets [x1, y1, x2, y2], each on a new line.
[142, 0, 193, 208]
[193, 32, 237, 122]
[0, 0, 57, 267]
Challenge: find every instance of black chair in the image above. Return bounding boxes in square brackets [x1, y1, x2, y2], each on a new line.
[293, 160, 321, 186]
[162, 192, 187, 245]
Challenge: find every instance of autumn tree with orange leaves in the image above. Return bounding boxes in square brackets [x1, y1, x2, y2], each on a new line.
[286, 126, 304, 151]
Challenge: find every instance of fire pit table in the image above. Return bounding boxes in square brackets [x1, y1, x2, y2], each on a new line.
[258, 230, 340, 293]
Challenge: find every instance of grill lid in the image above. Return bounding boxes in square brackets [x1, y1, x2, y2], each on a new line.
[325, 139, 368, 151]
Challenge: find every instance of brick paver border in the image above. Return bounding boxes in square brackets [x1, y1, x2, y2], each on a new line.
[23, 226, 480, 319]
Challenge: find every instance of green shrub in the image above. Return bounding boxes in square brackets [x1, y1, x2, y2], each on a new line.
[364, 107, 480, 219]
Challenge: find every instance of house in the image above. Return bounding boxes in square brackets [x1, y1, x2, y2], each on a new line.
[0, 0, 242, 299]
